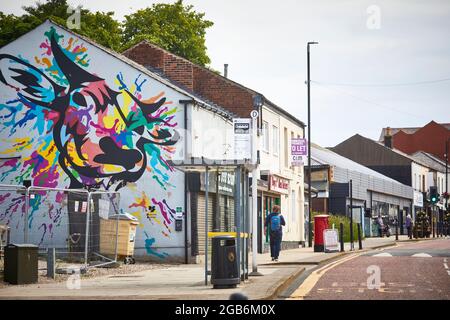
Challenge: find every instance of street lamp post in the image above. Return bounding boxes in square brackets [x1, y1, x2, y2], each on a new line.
[307, 41, 318, 248]
[446, 138, 449, 211]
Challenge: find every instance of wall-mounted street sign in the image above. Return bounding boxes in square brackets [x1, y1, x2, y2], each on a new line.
[291, 138, 307, 166]
[250, 110, 259, 119]
[233, 118, 252, 160]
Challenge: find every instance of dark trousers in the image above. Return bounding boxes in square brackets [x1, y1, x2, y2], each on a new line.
[407, 226, 412, 239]
[378, 228, 383, 237]
[270, 231, 282, 259]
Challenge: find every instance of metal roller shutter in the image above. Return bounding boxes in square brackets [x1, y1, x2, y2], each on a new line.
[197, 192, 215, 255]
[220, 196, 235, 232]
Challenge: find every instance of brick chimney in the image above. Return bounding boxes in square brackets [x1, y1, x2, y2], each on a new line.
[124, 41, 254, 118]
[123, 42, 193, 91]
[384, 127, 393, 149]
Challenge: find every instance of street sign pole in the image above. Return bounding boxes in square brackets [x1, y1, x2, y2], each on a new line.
[250, 109, 263, 276]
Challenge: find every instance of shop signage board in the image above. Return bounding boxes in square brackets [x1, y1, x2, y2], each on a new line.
[200, 171, 235, 196]
[413, 190, 423, 207]
[291, 138, 307, 166]
[323, 229, 339, 252]
[269, 175, 289, 195]
[233, 118, 252, 160]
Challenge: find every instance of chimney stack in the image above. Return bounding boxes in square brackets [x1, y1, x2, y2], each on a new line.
[384, 127, 393, 149]
[224, 64, 228, 78]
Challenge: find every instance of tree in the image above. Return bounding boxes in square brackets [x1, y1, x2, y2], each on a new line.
[0, 0, 213, 66]
[121, 0, 213, 66]
[0, 0, 122, 50]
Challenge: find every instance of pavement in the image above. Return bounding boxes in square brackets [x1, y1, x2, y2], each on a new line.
[0, 235, 433, 300]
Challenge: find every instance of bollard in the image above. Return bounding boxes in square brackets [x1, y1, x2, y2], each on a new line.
[395, 222, 399, 241]
[357, 223, 362, 250]
[433, 217, 435, 238]
[6, 226, 10, 245]
[339, 223, 344, 252]
[47, 248, 56, 279]
[421, 221, 424, 238]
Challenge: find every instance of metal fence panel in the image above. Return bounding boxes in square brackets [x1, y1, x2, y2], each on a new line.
[0, 184, 122, 271]
[0, 184, 26, 243]
[86, 191, 121, 267]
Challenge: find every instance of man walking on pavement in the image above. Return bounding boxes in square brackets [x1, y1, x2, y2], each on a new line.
[264, 205, 286, 262]
[405, 213, 412, 239]
[377, 215, 384, 237]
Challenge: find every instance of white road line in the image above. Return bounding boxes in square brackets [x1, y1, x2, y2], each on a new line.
[444, 263, 449, 270]
[373, 252, 393, 257]
[412, 253, 432, 258]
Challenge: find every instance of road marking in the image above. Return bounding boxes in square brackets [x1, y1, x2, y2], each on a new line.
[288, 253, 361, 299]
[373, 252, 393, 257]
[412, 253, 432, 258]
[444, 263, 448, 270]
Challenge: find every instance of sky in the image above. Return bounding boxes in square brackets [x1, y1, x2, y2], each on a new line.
[2, 0, 450, 147]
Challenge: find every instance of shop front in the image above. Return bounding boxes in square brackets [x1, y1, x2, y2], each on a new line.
[187, 171, 236, 256]
[257, 174, 289, 253]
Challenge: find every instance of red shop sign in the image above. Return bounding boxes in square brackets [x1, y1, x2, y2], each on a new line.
[269, 175, 289, 194]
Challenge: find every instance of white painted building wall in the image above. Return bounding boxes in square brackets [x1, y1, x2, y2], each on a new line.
[260, 105, 305, 243]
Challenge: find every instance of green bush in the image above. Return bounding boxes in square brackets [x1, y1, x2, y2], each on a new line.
[311, 212, 364, 243]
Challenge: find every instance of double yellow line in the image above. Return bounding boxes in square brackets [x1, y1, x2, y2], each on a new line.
[288, 253, 362, 300]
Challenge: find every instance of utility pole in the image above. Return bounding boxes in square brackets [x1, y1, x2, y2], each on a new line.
[307, 41, 318, 248]
[349, 179, 354, 251]
[446, 138, 449, 211]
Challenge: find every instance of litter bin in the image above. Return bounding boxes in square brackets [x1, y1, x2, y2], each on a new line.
[4, 244, 38, 285]
[314, 215, 329, 252]
[211, 235, 240, 289]
[100, 213, 139, 264]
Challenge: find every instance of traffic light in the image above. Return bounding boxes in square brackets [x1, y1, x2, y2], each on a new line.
[430, 186, 439, 204]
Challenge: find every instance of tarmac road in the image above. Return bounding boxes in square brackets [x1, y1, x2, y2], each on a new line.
[288, 238, 450, 300]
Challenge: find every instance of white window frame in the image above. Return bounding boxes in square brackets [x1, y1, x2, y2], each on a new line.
[272, 125, 279, 156]
[262, 121, 269, 152]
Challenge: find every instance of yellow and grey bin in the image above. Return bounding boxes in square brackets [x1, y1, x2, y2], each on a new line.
[100, 213, 139, 264]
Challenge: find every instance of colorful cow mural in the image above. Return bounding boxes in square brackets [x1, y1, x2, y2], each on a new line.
[0, 21, 185, 259]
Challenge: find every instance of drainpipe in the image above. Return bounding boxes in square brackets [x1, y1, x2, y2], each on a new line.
[180, 100, 193, 264]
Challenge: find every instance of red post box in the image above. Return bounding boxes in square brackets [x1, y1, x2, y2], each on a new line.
[314, 214, 329, 252]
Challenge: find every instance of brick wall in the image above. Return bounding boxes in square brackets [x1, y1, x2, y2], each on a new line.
[123, 41, 254, 117]
[123, 42, 193, 91]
